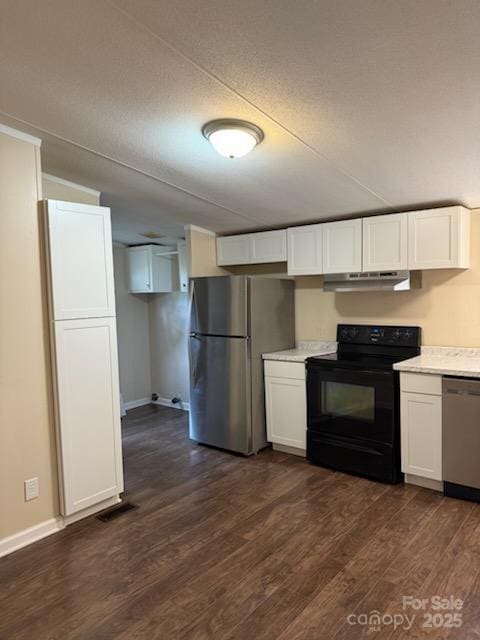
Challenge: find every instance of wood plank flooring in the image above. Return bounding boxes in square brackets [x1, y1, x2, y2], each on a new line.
[1, 404, 480, 639]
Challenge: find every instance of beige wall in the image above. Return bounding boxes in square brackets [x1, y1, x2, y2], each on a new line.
[186, 225, 226, 277]
[0, 132, 58, 538]
[42, 175, 100, 205]
[295, 211, 480, 346]
[149, 288, 190, 405]
[113, 245, 152, 404]
[112, 246, 189, 406]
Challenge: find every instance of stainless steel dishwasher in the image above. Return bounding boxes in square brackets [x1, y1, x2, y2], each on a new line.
[443, 376, 480, 502]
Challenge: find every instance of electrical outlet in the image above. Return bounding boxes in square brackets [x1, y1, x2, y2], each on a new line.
[24, 477, 39, 501]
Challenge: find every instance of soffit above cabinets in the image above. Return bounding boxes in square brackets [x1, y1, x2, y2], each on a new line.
[1, 1, 480, 242]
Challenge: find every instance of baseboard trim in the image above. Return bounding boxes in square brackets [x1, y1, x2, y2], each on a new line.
[152, 397, 190, 412]
[124, 397, 151, 410]
[63, 495, 121, 526]
[0, 517, 65, 558]
[405, 473, 444, 492]
[273, 443, 306, 458]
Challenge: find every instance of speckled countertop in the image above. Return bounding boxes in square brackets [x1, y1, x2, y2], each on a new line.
[394, 346, 480, 378]
[262, 340, 337, 362]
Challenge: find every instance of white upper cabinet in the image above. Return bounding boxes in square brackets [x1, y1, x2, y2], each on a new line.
[322, 218, 362, 274]
[216, 234, 251, 265]
[250, 230, 286, 264]
[127, 246, 150, 292]
[217, 229, 286, 265]
[177, 241, 189, 293]
[45, 200, 116, 320]
[127, 244, 173, 293]
[408, 206, 470, 270]
[287, 224, 323, 275]
[217, 205, 472, 274]
[362, 213, 408, 272]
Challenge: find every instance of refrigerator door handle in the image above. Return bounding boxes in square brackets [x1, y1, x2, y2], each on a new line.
[188, 334, 200, 387]
[189, 279, 200, 335]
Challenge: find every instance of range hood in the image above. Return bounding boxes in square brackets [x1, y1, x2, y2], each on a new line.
[323, 271, 421, 292]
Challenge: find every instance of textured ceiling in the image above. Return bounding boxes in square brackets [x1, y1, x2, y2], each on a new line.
[1, 0, 479, 242]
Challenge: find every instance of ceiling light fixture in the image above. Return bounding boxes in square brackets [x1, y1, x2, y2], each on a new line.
[202, 119, 264, 159]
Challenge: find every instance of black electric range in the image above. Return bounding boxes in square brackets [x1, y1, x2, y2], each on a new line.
[306, 324, 421, 484]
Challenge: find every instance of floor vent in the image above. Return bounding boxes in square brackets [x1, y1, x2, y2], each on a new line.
[96, 502, 138, 522]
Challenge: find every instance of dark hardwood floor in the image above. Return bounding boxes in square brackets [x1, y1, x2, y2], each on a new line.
[2, 404, 480, 639]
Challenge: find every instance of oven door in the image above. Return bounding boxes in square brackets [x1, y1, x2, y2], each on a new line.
[306, 363, 396, 445]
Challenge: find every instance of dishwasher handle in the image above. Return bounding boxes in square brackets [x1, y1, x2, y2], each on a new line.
[443, 377, 480, 396]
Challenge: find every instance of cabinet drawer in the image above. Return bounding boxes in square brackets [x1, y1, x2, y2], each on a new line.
[400, 372, 442, 396]
[264, 360, 305, 380]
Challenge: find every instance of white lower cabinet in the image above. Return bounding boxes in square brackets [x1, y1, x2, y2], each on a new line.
[400, 373, 442, 487]
[53, 317, 124, 516]
[264, 361, 306, 455]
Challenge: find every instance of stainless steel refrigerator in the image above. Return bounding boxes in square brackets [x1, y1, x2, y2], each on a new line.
[189, 276, 295, 455]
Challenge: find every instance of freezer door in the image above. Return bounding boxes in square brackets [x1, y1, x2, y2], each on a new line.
[189, 334, 251, 454]
[190, 276, 248, 337]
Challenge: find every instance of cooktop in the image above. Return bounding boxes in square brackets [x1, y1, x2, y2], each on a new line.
[308, 324, 421, 371]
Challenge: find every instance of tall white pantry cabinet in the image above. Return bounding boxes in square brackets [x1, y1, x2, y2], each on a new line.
[44, 200, 124, 519]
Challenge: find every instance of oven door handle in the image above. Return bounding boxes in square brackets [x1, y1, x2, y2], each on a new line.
[309, 366, 393, 378]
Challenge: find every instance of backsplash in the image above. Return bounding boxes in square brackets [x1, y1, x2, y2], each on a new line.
[297, 340, 337, 352]
[421, 346, 480, 358]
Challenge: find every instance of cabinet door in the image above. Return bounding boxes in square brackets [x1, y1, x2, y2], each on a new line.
[216, 235, 251, 265]
[287, 224, 323, 275]
[250, 230, 287, 264]
[53, 317, 124, 516]
[265, 375, 306, 450]
[363, 213, 407, 271]
[177, 242, 189, 292]
[400, 391, 442, 480]
[151, 250, 174, 293]
[127, 246, 152, 293]
[322, 218, 362, 274]
[46, 200, 115, 319]
[408, 206, 470, 270]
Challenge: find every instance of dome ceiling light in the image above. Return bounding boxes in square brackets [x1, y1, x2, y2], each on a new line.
[202, 119, 264, 159]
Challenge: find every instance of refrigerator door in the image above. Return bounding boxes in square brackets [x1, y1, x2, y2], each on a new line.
[189, 334, 251, 454]
[190, 276, 248, 337]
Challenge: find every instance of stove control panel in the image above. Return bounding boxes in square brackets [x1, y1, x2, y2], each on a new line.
[337, 324, 421, 347]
